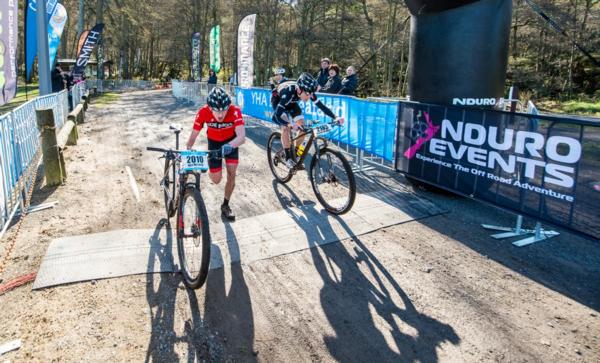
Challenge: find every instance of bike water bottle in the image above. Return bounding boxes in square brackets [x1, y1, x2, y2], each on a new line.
[297, 137, 309, 157]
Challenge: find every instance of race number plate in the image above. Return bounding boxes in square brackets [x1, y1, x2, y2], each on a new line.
[314, 123, 333, 136]
[180, 150, 209, 172]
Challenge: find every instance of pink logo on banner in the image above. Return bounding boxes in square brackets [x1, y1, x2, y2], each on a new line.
[404, 111, 440, 159]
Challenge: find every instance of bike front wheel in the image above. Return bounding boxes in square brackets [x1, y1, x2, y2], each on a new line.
[267, 131, 293, 183]
[309, 147, 356, 215]
[177, 187, 211, 289]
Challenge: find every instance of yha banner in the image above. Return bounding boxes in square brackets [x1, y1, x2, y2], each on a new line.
[209, 25, 221, 73]
[237, 14, 256, 88]
[235, 87, 398, 161]
[0, 0, 19, 106]
[396, 102, 600, 239]
[72, 23, 105, 81]
[191, 32, 201, 81]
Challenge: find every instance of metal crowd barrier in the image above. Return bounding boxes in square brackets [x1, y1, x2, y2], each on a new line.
[1, 90, 69, 236]
[86, 79, 155, 94]
[172, 81, 237, 105]
[71, 82, 85, 108]
[229, 87, 398, 172]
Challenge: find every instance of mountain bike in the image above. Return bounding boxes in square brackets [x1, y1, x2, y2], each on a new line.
[267, 120, 356, 215]
[147, 123, 222, 289]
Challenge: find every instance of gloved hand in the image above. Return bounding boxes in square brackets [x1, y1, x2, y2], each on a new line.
[334, 117, 345, 126]
[221, 144, 234, 157]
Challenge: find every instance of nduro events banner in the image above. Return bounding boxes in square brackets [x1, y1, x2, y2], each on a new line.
[396, 102, 600, 239]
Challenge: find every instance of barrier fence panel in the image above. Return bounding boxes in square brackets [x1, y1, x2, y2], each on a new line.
[172, 81, 237, 106]
[396, 102, 600, 239]
[233, 87, 399, 168]
[86, 80, 155, 93]
[1, 90, 72, 232]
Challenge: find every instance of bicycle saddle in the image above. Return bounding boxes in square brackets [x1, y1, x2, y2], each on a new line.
[169, 123, 182, 132]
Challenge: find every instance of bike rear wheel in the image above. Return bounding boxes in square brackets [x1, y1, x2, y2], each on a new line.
[162, 158, 177, 218]
[309, 147, 356, 215]
[267, 131, 293, 183]
[177, 186, 211, 289]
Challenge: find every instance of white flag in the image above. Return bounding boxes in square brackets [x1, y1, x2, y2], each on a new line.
[237, 14, 257, 88]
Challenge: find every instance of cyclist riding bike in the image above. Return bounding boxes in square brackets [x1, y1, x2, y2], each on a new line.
[186, 86, 245, 221]
[271, 72, 344, 169]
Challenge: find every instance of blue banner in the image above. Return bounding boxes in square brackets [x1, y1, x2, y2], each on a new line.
[25, 0, 58, 81]
[234, 88, 398, 161]
[48, 3, 67, 71]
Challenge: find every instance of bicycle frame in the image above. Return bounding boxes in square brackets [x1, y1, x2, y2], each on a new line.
[288, 124, 330, 170]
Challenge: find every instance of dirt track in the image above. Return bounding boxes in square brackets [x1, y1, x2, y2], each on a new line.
[0, 89, 599, 362]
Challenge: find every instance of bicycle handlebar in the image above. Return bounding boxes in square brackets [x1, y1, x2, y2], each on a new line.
[146, 146, 223, 159]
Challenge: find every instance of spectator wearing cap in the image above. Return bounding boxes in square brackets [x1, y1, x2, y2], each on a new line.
[269, 67, 287, 90]
[315, 58, 331, 91]
[339, 65, 358, 96]
[321, 64, 342, 94]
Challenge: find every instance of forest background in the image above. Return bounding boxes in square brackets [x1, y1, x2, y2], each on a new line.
[15, 0, 600, 114]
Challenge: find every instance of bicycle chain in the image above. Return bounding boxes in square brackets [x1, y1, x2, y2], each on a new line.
[0, 150, 42, 278]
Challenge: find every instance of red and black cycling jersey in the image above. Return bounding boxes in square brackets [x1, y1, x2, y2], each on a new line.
[272, 81, 337, 124]
[193, 105, 244, 142]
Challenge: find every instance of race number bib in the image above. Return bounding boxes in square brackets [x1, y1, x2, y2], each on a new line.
[314, 123, 334, 136]
[180, 151, 209, 173]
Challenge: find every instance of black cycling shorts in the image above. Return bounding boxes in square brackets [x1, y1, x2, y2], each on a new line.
[272, 103, 303, 126]
[207, 138, 239, 173]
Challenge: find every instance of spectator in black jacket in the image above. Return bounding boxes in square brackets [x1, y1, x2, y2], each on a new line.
[51, 64, 65, 93]
[315, 57, 331, 91]
[339, 66, 358, 96]
[321, 64, 342, 94]
[207, 68, 218, 91]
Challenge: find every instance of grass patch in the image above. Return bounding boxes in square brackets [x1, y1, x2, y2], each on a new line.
[0, 84, 40, 116]
[537, 99, 600, 117]
[93, 92, 120, 106]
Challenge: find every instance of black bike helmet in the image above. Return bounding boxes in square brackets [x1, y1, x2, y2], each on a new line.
[207, 86, 231, 111]
[297, 73, 318, 93]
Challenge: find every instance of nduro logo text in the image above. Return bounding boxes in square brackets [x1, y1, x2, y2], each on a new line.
[452, 98, 497, 106]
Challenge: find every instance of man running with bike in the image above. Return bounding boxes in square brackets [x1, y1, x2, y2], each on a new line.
[186, 87, 245, 221]
[271, 72, 344, 169]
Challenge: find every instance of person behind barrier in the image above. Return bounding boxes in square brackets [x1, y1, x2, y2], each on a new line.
[51, 64, 65, 93]
[321, 64, 342, 94]
[315, 57, 331, 92]
[339, 65, 358, 96]
[207, 68, 218, 92]
[271, 73, 344, 169]
[186, 86, 245, 221]
[269, 67, 288, 90]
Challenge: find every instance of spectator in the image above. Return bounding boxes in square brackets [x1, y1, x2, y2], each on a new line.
[315, 57, 331, 91]
[339, 65, 358, 96]
[269, 68, 288, 90]
[208, 69, 218, 85]
[65, 71, 75, 111]
[321, 64, 342, 94]
[51, 64, 65, 93]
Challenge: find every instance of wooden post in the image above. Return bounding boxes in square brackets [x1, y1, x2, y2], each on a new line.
[36, 109, 65, 186]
